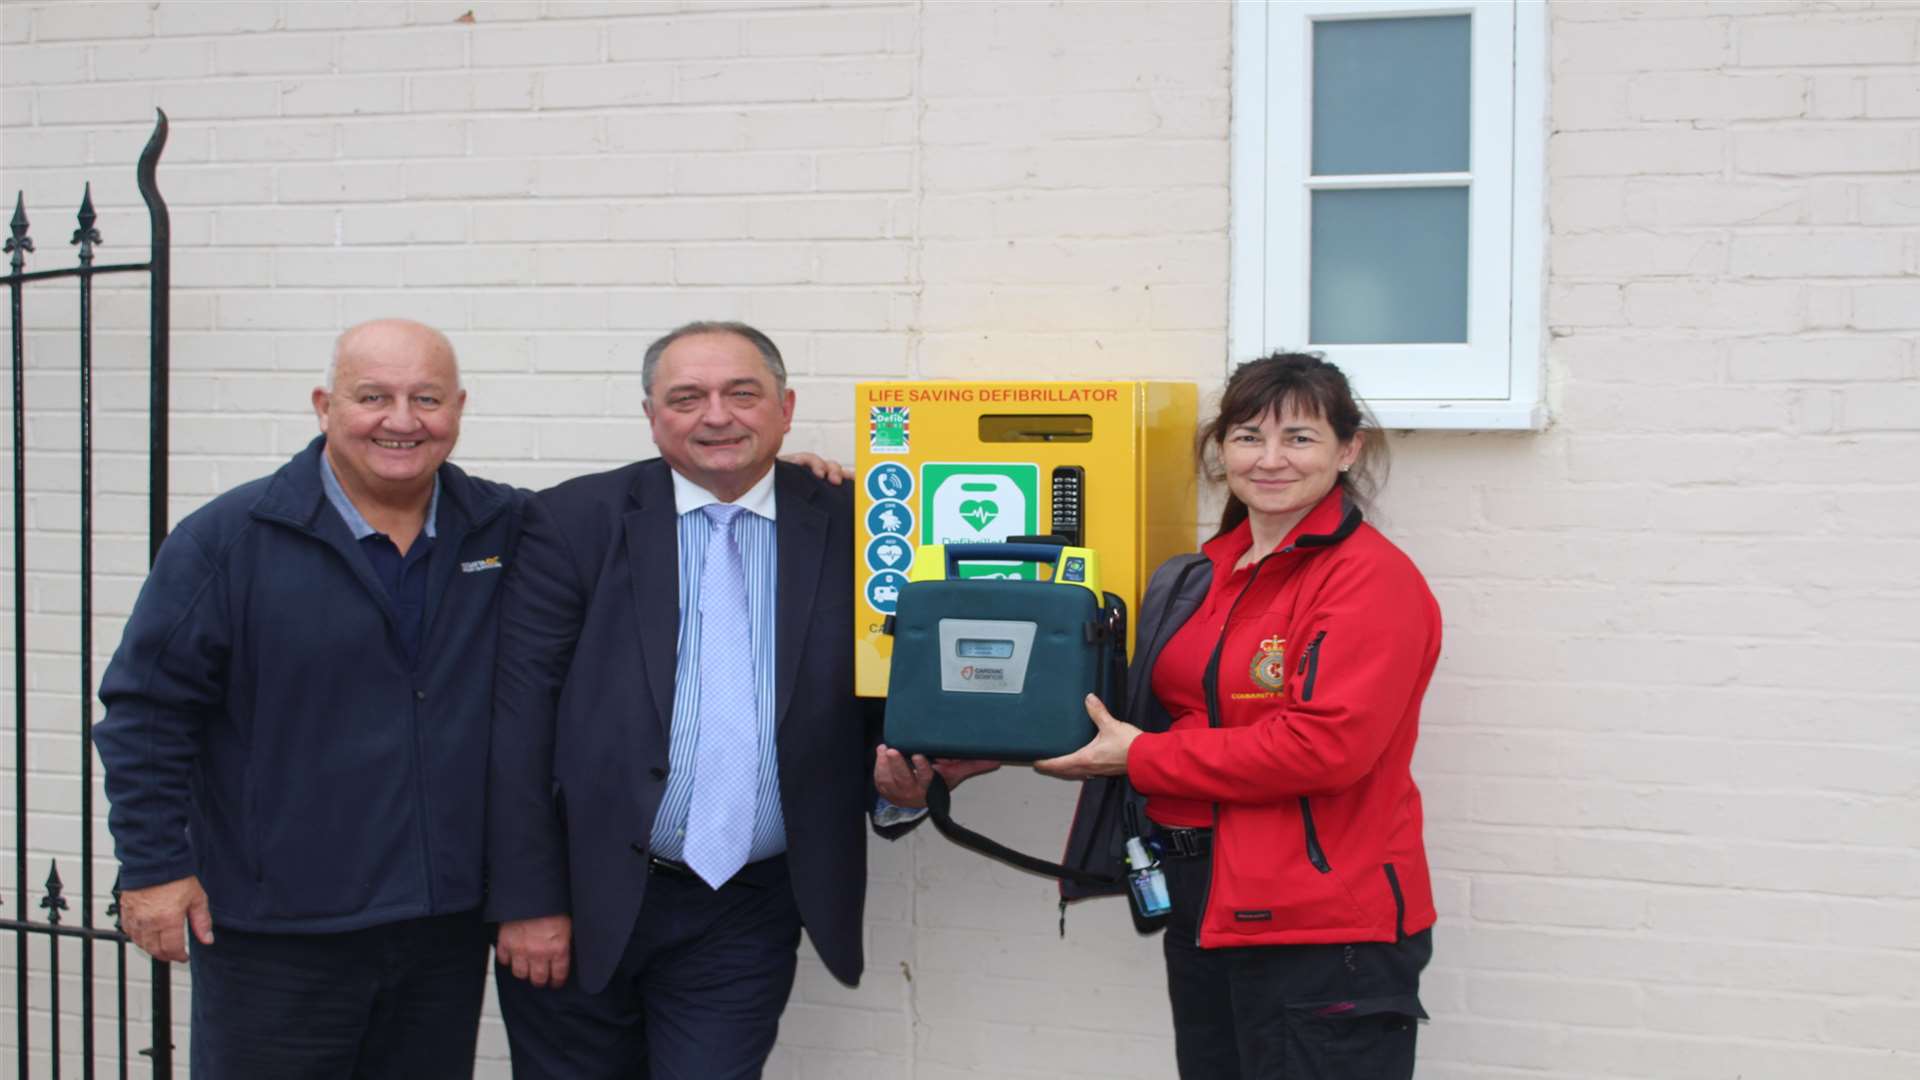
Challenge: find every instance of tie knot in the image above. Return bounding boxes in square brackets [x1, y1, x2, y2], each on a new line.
[702, 502, 746, 534]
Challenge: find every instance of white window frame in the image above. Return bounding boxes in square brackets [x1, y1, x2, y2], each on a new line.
[1229, 0, 1547, 430]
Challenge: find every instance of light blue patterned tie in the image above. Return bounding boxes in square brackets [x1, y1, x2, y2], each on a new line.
[683, 503, 759, 888]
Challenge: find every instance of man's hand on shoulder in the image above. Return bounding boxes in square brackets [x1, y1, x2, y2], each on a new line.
[779, 451, 850, 485]
[119, 875, 214, 964]
[496, 914, 573, 989]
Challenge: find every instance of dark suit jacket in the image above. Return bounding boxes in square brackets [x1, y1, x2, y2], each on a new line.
[485, 458, 888, 993]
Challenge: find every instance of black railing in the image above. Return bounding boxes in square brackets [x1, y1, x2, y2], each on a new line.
[3, 109, 173, 1078]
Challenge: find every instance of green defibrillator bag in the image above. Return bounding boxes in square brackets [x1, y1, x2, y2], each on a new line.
[882, 542, 1125, 762]
[882, 541, 1133, 895]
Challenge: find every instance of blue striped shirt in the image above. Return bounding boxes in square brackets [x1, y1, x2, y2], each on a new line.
[647, 466, 786, 864]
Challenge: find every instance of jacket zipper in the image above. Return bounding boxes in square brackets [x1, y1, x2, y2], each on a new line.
[1196, 550, 1287, 944]
[1383, 863, 1407, 941]
[1299, 796, 1332, 874]
[1300, 630, 1327, 702]
[407, 540, 464, 913]
[403, 517, 502, 912]
[1293, 628, 1331, 873]
[409, 672, 438, 911]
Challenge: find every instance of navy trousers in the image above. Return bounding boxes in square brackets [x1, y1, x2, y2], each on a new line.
[495, 855, 804, 1080]
[187, 910, 490, 1080]
[1161, 854, 1432, 1080]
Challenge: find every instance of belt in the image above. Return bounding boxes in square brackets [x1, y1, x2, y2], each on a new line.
[644, 853, 786, 889]
[646, 855, 706, 884]
[1155, 826, 1212, 860]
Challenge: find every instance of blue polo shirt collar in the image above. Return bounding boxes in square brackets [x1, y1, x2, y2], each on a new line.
[318, 447, 440, 540]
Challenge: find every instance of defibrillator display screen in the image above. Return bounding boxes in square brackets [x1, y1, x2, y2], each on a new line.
[955, 638, 1016, 660]
[936, 618, 1037, 695]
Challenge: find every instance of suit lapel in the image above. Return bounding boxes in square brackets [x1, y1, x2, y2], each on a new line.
[623, 463, 681, 741]
[773, 465, 826, 733]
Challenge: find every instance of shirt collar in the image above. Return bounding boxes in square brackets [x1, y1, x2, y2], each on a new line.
[671, 464, 778, 522]
[318, 447, 440, 541]
[1200, 485, 1356, 568]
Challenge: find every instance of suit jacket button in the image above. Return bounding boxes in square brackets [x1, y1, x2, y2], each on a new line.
[649, 767, 667, 781]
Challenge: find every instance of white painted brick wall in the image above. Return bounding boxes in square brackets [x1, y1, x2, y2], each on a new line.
[3, 1, 1918, 1077]
[1403, 4, 1920, 1079]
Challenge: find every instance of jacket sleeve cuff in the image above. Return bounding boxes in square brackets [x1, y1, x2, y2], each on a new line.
[116, 858, 199, 893]
[1126, 731, 1176, 796]
[872, 797, 929, 829]
[482, 883, 571, 924]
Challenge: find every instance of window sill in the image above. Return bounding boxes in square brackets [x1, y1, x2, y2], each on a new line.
[1369, 400, 1548, 431]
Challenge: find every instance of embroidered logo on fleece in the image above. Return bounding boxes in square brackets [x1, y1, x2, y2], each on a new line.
[460, 556, 504, 573]
[1248, 634, 1288, 691]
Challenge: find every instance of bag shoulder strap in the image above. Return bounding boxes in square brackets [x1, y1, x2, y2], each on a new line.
[924, 592, 1131, 889]
[924, 774, 1118, 888]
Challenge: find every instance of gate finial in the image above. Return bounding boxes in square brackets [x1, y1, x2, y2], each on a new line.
[4, 192, 31, 272]
[41, 861, 68, 926]
[72, 182, 101, 265]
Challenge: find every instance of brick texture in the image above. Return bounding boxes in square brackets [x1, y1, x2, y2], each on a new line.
[2, 1, 1918, 1077]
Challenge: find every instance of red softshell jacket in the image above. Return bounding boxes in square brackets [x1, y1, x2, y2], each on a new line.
[1128, 488, 1442, 949]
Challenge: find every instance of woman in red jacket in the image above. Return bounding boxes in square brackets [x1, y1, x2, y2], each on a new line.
[1041, 353, 1441, 1080]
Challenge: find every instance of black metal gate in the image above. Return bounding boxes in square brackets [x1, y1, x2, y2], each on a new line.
[3, 109, 173, 1078]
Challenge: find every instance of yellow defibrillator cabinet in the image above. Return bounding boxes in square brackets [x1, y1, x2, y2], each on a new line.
[854, 381, 1197, 698]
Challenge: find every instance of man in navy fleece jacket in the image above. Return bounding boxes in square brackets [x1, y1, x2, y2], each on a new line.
[95, 319, 522, 1079]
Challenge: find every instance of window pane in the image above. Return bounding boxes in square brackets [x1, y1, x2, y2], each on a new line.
[1312, 15, 1470, 176]
[1310, 187, 1468, 345]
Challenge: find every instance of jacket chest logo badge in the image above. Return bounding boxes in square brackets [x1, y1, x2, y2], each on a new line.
[1249, 634, 1288, 691]
[460, 555, 504, 573]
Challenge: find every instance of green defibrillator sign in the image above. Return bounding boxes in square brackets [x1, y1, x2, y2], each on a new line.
[919, 463, 1040, 579]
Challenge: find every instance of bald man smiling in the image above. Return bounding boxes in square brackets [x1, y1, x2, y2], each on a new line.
[96, 319, 523, 1078]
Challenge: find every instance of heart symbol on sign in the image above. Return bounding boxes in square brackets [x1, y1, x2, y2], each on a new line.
[958, 499, 999, 531]
[877, 542, 904, 566]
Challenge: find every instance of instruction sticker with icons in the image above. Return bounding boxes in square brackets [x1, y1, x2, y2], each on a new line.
[862, 464, 918, 614]
[865, 570, 909, 614]
[919, 462, 1040, 579]
[865, 534, 913, 574]
[865, 499, 912, 539]
[865, 462, 912, 503]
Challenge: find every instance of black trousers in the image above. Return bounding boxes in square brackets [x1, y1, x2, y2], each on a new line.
[495, 855, 804, 1080]
[1161, 854, 1432, 1080]
[187, 910, 490, 1080]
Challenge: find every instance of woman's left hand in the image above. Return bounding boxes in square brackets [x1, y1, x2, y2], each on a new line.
[1034, 694, 1141, 780]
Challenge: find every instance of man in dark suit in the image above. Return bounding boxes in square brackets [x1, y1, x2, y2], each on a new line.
[486, 321, 977, 1078]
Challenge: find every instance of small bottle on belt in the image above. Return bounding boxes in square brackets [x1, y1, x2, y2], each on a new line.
[1125, 836, 1171, 918]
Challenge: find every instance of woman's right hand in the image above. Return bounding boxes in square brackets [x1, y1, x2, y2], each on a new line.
[1034, 694, 1141, 780]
